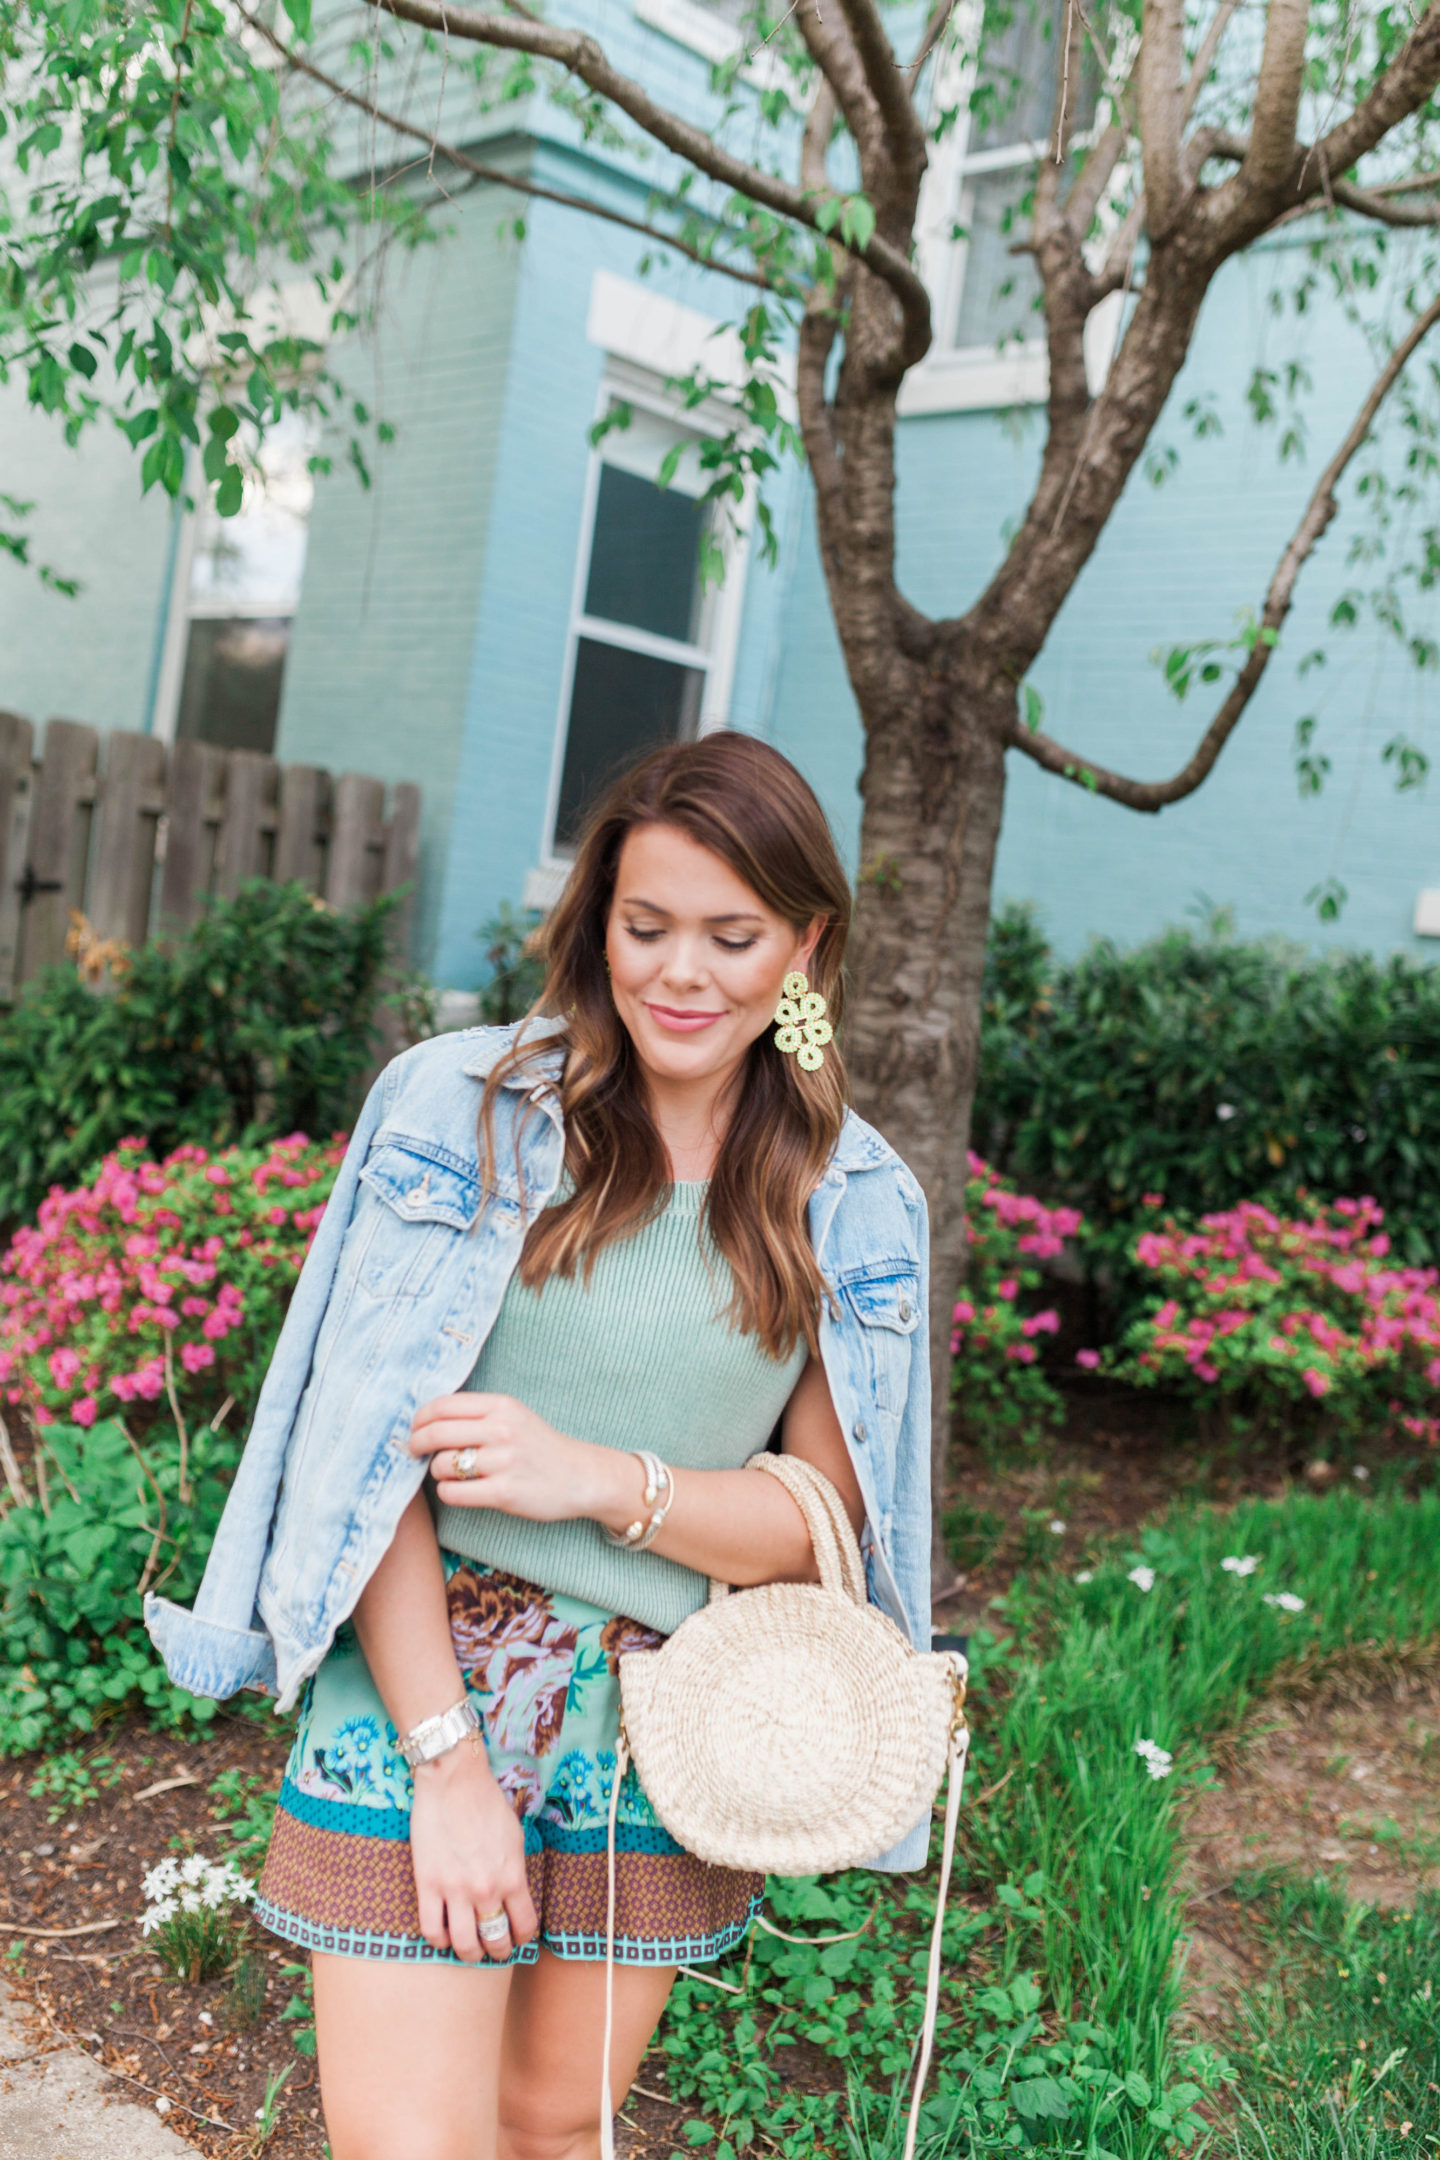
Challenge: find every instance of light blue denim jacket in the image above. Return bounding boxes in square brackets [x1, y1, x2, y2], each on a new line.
[145, 1022, 933, 1868]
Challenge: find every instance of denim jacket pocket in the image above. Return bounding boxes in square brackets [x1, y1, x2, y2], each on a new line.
[839, 1265, 921, 1418]
[355, 1140, 481, 1300]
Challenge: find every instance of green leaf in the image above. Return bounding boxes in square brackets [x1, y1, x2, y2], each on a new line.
[67, 343, 98, 380]
[1123, 2071, 1153, 2107]
[1022, 684, 1044, 732]
[1011, 2077, 1071, 2120]
[279, 0, 311, 33]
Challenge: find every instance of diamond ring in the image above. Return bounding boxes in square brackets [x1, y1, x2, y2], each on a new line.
[454, 1447, 479, 1479]
[478, 1912, 511, 1944]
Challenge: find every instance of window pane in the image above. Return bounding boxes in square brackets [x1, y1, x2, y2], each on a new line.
[176, 617, 290, 755]
[967, 2, 1097, 156]
[953, 167, 1043, 348]
[555, 637, 703, 847]
[583, 464, 707, 644]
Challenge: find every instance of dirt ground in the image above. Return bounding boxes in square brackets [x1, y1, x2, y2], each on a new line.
[1177, 1652, 1440, 2029]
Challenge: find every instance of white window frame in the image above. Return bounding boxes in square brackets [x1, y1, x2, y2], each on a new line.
[148, 408, 317, 744]
[531, 365, 753, 890]
[903, 9, 1124, 416]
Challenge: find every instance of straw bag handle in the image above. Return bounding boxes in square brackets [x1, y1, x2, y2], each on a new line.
[600, 1716, 970, 2160]
[705, 1453, 869, 1609]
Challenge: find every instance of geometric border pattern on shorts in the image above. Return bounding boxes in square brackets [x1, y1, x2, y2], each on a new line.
[253, 1892, 763, 1969]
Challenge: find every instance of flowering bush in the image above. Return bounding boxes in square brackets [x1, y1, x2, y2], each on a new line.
[950, 1155, 1085, 1446]
[0, 1132, 344, 1446]
[1096, 1195, 1440, 1445]
[140, 1854, 255, 1982]
[0, 1133, 343, 1752]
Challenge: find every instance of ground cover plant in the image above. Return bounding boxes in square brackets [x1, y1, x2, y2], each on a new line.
[0, 881, 405, 1226]
[974, 910, 1440, 1269]
[1227, 1876, 1440, 2157]
[0, 1133, 343, 1753]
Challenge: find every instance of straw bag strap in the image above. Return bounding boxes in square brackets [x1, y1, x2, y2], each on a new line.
[599, 1718, 970, 2160]
[709, 1453, 869, 1608]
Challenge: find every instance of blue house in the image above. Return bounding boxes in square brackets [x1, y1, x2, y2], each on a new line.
[2, 0, 1437, 991]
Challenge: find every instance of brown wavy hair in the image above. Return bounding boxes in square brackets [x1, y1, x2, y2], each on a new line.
[480, 734, 852, 1360]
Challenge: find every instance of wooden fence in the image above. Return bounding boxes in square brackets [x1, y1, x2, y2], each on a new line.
[0, 713, 421, 1001]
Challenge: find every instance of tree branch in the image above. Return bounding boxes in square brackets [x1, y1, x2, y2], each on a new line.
[832, 0, 926, 175]
[1007, 290, 1440, 810]
[239, 3, 784, 294]
[1327, 176, 1440, 227]
[1242, 0, 1308, 192]
[1135, 0, 1186, 235]
[368, 0, 932, 356]
[907, 0, 958, 86]
[1315, 0, 1440, 179]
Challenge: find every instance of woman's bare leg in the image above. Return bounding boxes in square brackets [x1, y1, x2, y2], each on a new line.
[497, 1949, 676, 2160]
[314, 1950, 514, 2160]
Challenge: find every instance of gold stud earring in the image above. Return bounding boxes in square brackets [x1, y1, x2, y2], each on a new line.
[772, 970, 832, 1072]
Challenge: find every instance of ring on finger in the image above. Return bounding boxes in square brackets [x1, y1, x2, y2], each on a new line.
[478, 1912, 511, 1944]
[454, 1447, 479, 1479]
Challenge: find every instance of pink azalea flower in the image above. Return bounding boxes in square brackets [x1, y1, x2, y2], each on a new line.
[71, 1395, 98, 1427]
[1075, 1349, 1101, 1369]
[1302, 1367, 1330, 1398]
[180, 1341, 216, 1374]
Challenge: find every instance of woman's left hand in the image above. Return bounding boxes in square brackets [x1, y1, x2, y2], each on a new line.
[410, 1392, 630, 1523]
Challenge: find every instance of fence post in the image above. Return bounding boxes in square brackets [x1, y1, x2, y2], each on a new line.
[17, 718, 99, 984]
[275, 764, 331, 892]
[159, 738, 228, 932]
[382, 783, 422, 958]
[89, 732, 168, 948]
[326, 773, 385, 910]
[0, 713, 36, 1002]
[215, 750, 281, 897]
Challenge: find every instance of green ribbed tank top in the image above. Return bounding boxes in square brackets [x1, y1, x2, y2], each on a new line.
[433, 1182, 809, 1635]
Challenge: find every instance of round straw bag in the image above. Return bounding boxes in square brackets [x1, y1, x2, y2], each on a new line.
[600, 1453, 969, 2160]
[618, 1451, 962, 1872]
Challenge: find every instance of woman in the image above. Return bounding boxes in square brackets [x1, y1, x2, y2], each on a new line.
[147, 733, 931, 2160]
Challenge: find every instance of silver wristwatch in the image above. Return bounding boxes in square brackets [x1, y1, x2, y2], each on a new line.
[397, 1695, 482, 1769]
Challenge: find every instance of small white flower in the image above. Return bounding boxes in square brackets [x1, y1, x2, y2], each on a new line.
[1353, 1466, 1370, 1482]
[1075, 1570, 1094, 1584]
[1215, 1102, 1237, 1121]
[1263, 1592, 1306, 1613]
[1128, 1565, 1156, 1592]
[155, 2098, 172, 2116]
[1049, 1519, 1066, 1535]
[1220, 1555, 1260, 1576]
[1133, 1739, 1174, 1779]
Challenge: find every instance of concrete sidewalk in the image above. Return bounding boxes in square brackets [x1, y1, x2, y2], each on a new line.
[0, 1977, 198, 2160]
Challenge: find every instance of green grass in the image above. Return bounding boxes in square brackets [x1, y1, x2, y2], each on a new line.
[652, 1485, 1440, 2158]
[1226, 1876, 1440, 2156]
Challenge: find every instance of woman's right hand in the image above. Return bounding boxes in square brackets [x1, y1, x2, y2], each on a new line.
[408, 1743, 538, 1964]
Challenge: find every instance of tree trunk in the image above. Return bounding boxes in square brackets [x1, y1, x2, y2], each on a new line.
[844, 668, 1009, 1581]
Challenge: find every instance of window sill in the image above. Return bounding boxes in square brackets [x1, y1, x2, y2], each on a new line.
[634, 0, 740, 64]
[897, 343, 1048, 416]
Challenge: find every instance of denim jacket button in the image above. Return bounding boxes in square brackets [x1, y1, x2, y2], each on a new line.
[899, 1299, 913, 1321]
[854, 1419, 868, 1444]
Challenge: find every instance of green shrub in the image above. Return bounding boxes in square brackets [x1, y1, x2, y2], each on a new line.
[0, 1415, 236, 1752]
[975, 905, 1440, 1267]
[477, 902, 546, 1023]
[0, 881, 406, 1225]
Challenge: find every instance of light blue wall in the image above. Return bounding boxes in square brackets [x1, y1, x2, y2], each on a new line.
[0, 384, 179, 736]
[770, 240, 1440, 960]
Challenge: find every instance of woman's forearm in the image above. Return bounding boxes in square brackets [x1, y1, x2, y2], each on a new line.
[351, 1489, 471, 1734]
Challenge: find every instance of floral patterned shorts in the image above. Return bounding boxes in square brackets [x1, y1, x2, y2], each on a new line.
[255, 1555, 763, 1968]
